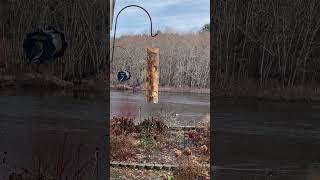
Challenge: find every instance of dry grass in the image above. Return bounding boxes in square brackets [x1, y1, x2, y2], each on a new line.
[110, 167, 173, 180]
[110, 134, 139, 162]
[0, 0, 108, 81]
[173, 155, 209, 180]
[111, 32, 210, 89]
[213, 0, 320, 89]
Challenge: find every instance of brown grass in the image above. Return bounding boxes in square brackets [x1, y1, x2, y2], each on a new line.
[213, 0, 320, 89]
[173, 155, 208, 180]
[0, 0, 109, 81]
[111, 32, 210, 89]
[110, 134, 138, 161]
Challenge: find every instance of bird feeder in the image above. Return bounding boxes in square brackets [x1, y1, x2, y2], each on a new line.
[111, 5, 159, 103]
[23, 26, 68, 64]
[146, 48, 159, 103]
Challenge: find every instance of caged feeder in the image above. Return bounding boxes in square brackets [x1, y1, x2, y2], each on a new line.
[117, 70, 131, 82]
[111, 4, 160, 103]
[23, 26, 68, 64]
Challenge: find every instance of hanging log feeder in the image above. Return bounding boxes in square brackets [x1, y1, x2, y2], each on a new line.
[111, 4, 159, 103]
[146, 48, 159, 103]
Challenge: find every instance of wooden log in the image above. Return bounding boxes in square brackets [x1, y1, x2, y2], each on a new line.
[146, 47, 160, 103]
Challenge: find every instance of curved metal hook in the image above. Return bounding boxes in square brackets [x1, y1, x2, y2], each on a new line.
[111, 5, 158, 63]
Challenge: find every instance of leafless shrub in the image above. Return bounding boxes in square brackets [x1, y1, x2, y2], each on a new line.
[110, 134, 138, 161]
[111, 32, 210, 88]
[173, 155, 208, 180]
[213, 0, 320, 89]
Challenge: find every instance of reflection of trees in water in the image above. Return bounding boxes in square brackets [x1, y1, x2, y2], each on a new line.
[306, 166, 320, 180]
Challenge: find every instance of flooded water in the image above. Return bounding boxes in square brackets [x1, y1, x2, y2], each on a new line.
[0, 89, 108, 178]
[0, 89, 209, 178]
[110, 90, 210, 126]
[1, 89, 320, 179]
[212, 98, 320, 180]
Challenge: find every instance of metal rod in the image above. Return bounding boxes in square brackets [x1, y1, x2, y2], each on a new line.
[110, 5, 158, 63]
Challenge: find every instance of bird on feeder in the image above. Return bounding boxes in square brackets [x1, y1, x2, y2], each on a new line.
[23, 26, 68, 64]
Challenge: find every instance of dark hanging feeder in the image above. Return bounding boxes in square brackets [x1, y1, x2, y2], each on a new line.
[23, 26, 68, 64]
[111, 5, 158, 84]
[117, 70, 131, 82]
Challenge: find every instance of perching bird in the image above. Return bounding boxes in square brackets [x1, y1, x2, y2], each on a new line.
[23, 26, 68, 64]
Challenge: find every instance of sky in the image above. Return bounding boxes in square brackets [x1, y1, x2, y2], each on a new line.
[111, 0, 210, 37]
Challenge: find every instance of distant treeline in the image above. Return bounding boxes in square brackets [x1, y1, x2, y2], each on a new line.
[111, 32, 210, 88]
[212, 0, 320, 89]
[0, 0, 109, 80]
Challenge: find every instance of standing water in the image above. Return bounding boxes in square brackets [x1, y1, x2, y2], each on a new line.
[0, 89, 209, 177]
[213, 97, 320, 180]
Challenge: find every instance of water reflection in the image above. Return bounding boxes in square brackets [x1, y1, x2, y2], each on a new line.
[213, 97, 320, 180]
[110, 91, 210, 126]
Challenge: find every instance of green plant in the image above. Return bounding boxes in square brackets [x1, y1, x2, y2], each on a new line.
[201, 24, 210, 32]
[162, 174, 174, 180]
[139, 136, 159, 148]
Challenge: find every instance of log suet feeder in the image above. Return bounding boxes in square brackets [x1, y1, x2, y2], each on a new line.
[23, 26, 68, 64]
[111, 4, 160, 103]
[146, 48, 160, 103]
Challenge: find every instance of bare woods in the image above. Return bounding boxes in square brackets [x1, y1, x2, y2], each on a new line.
[111, 32, 210, 89]
[212, 0, 320, 93]
[0, 0, 108, 81]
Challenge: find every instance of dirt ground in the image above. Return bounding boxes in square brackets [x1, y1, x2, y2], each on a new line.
[110, 167, 173, 180]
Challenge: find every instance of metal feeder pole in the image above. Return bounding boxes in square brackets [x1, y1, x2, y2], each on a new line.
[111, 5, 159, 103]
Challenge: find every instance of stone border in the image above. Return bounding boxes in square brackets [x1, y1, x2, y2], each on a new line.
[169, 126, 207, 132]
[110, 161, 210, 171]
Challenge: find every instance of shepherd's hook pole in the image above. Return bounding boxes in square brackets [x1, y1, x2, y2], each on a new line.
[111, 5, 158, 63]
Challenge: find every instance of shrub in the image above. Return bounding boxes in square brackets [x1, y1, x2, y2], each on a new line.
[111, 116, 136, 135]
[136, 117, 169, 139]
[173, 156, 208, 180]
[187, 129, 208, 148]
[110, 134, 138, 161]
[139, 136, 159, 148]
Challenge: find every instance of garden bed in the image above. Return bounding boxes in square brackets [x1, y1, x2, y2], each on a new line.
[110, 116, 210, 179]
